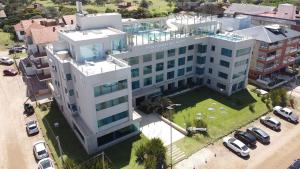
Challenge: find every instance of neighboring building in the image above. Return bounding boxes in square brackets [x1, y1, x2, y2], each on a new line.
[46, 2, 254, 154]
[217, 15, 252, 31]
[234, 25, 300, 89]
[224, 3, 300, 31]
[16, 16, 76, 98]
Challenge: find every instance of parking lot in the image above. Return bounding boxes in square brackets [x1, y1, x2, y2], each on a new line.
[176, 108, 300, 169]
[0, 55, 43, 169]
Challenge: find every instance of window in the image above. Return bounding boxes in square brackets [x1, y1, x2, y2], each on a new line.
[221, 48, 232, 57]
[143, 54, 152, 62]
[211, 45, 215, 51]
[178, 80, 185, 88]
[220, 60, 230, 68]
[66, 74, 72, 81]
[208, 68, 212, 74]
[207, 79, 211, 84]
[144, 77, 152, 86]
[210, 57, 214, 63]
[168, 49, 176, 57]
[188, 45, 194, 50]
[156, 62, 164, 71]
[187, 55, 193, 61]
[178, 57, 185, 66]
[156, 74, 164, 83]
[69, 89, 74, 96]
[97, 110, 129, 128]
[94, 80, 128, 97]
[131, 68, 139, 78]
[233, 70, 247, 79]
[198, 44, 207, 53]
[197, 56, 206, 64]
[156, 51, 164, 60]
[218, 72, 228, 79]
[196, 67, 205, 75]
[177, 68, 185, 76]
[95, 96, 128, 111]
[143, 65, 152, 74]
[236, 47, 251, 57]
[167, 71, 174, 79]
[186, 66, 192, 72]
[179, 46, 186, 54]
[235, 59, 249, 67]
[128, 56, 139, 65]
[232, 84, 237, 92]
[217, 83, 226, 90]
[132, 80, 140, 90]
[238, 81, 245, 89]
[167, 60, 175, 69]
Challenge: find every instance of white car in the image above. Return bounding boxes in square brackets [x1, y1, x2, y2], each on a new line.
[38, 158, 55, 169]
[0, 56, 14, 65]
[223, 136, 250, 157]
[33, 141, 49, 160]
[260, 116, 281, 131]
[273, 106, 299, 123]
[26, 120, 39, 135]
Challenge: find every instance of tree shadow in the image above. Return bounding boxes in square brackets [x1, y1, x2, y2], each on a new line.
[171, 87, 257, 112]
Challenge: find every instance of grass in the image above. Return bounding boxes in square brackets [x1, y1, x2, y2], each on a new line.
[36, 102, 148, 169]
[35, 0, 174, 14]
[171, 85, 268, 156]
[0, 30, 14, 51]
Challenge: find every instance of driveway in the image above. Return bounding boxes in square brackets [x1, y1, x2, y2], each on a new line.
[0, 57, 43, 169]
[176, 109, 300, 169]
[140, 112, 185, 146]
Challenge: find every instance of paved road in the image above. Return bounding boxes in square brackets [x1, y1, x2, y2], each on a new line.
[0, 60, 42, 169]
[176, 109, 300, 169]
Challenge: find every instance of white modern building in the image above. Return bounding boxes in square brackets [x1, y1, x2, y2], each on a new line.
[46, 2, 254, 154]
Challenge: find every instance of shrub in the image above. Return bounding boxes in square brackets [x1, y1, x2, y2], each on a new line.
[290, 98, 295, 108]
[249, 103, 255, 113]
[193, 119, 207, 128]
[270, 88, 288, 107]
[135, 144, 146, 164]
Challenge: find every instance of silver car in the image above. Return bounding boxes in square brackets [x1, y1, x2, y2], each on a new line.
[0, 56, 14, 65]
[38, 158, 55, 169]
[260, 116, 281, 131]
[26, 120, 39, 135]
[33, 141, 49, 160]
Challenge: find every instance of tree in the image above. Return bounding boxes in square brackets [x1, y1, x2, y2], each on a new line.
[270, 88, 288, 107]
[139, 0, 150, 9]
[44, 6, 60, 18]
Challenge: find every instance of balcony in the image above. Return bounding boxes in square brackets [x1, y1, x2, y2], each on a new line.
[257, 55, 277, 62]
[33, 52, 47, 58]
[283, 57, 295, 64]
[36, 73, 51, 81]
[285, 48, 298, 55]
[32, 60, 49, 70]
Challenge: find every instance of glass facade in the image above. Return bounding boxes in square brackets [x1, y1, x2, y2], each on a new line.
[179, 46, 186, 55]
[96, 96, 128, 111]
[217, 83, 226, 90]
[236, 47, 251, 57]
[94, 79, 127, 97]
[188, 45, 194, 50]
[143, 54, 152, 62]
[187, 55, 193, 61]
[156, 51, 164, 60]
[143, 65, 152, 74]
[156, 62, 164, 71]
[167, 60, 175, 69]
[198, 44, 207, 53]
[66, 74, 72, 81]
[221, 48, 232, 57]
[177, 68, 185, 76]
[156, 74, 164, 83]
[167, 71, 174, 79]
[79, 43, 103, 61]
[97, 110, 129, 128]
[218, 72, 228, 79]
[197, 56, 206, 64]
[196, 67, 205, 75]
[235, 59, 249, 67]
[168, 49, 176, 57]
[128, 56, 139, 65]
[186, 66, 192, 72]
[220, 60, 230, 68]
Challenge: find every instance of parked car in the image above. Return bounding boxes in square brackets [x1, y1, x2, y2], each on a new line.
[288, 159, 300, 169]
[260, 116, 281, 131]
[234, 130, 257, 148]
[273, 106, 299, 123]
[3, 68, 18, 76]
[9, 47, 23, 54]
[247, 127, 270, 144]
[33, 141, 49, 160]
[24, 103, 34, 115]
[0, 56, 14, 65]
[26, 120, 39, 136]
[223, 136, 250, 157]
[38, 158, 55, 169]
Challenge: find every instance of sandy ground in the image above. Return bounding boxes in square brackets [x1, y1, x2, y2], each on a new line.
[0, 56, 43, 169]
[176, 108, 300, 169]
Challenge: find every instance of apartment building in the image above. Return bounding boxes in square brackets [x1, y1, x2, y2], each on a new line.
[15, 16, 76, 97]
[46, 2, 253, 154]
[235, 25, 300, 89]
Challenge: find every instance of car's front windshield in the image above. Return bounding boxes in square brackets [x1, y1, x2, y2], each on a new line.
[41, 160, 52, 168]
[38, 150, 46, 156]
[242, 145, 248, 151]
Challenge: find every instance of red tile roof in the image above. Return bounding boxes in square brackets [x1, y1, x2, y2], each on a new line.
[62, 15, 76, 25]
[31, 27, 59, 44]
[14, 23, 23, 31]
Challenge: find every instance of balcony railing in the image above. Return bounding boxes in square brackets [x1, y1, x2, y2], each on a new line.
[285, 48, 297, 55]
[32, 61, 49, 69]
[33, 52, 47, 58]
[36, 73, 51, 81]
[257, 55, 277, 62]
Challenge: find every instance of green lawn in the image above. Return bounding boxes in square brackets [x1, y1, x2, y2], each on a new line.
[0, 30, 14, 51]
[171, 85, 268, 156]
[36, 102, 147, 169]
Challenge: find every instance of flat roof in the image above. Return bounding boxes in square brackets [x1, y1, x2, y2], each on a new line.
[74, 59, 123, 76]
[61, 28, 124, 41]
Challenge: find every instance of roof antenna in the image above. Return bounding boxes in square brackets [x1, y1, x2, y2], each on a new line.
[76, 0, 83, 14]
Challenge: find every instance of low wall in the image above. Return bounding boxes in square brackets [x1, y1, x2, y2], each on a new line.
[158, 115, 188, 136]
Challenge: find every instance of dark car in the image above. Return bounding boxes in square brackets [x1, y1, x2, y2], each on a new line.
[234, 130, 257, 148]
[246, 127, 270, 144]
[9, 47, 23, 54]
[24, 103, 34, 115]
[3, 68, 18, 76]
[288, 159, 300, 169]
